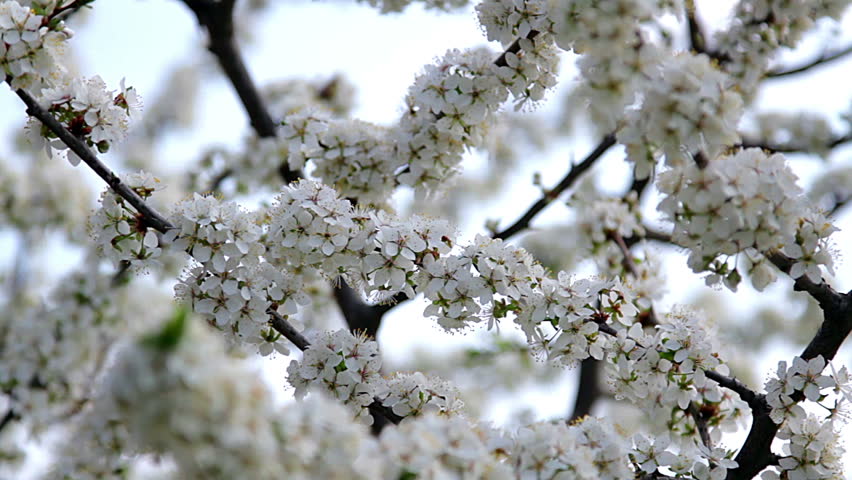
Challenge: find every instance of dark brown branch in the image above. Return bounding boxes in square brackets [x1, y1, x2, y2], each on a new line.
[687, 401, 712, 448]
[739, 131, 852, 154]
[13, 87, 174, 234]
[568, 358, 600, 421]
[725, 260, 851, 478]
[766, 42, 852, 78]
[267, 308, 311, 351]
[495, 134, 616, 240]
[704, 370, 763, 411]
[181, 0, 299, 182]
[685, 0, 706, 54]
[332, 278, 398, 338]
[0, 408, 19, 433]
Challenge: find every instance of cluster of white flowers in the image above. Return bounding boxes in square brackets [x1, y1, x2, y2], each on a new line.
[377, 371, 465, 417]
[619, 53, 744, 179]
[0, 0, 73, 90]
[267, 181, 456, 301]
[287, 329, 383, 422]
[280, 113, 399, 203]
[380, 414, 512, 479]
[287, 328, 464, 422]
[658, 148, 837, 290]
[764, 356, 835, 424]
[771, 414, 845, 479]
[102, 312, 290, 479]
[548, 0, 663, 130]
[418, 232, 639, 367]
[476, 0, 550, 47]
[750, 112, 836, 156]
[89, 171, 164, 271]
[715, 0, 850, 93]
[28, 75, 141, 166]
[605, 309, 746, 441]
[169, 193, 301, 355]
[0, 263, 132, 430]
[571, 191, 644, 251]
[512, 418, 633, 479]
[276, 39, 559, 202]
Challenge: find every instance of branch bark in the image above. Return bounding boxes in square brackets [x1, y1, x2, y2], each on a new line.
[495, 134, 616, 240]
[766, 42, 852, 78]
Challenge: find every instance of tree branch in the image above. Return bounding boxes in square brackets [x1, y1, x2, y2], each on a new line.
[13, 86, 174, 234]
[766, 42, 852, 78]
[495, 134, 616, 240]
[684, 0, 706, 54]
[181, 0, 300, 182]
[0, 408, 19, 433]
[738, 131, 852, 154]
[568, 358, 600, 421]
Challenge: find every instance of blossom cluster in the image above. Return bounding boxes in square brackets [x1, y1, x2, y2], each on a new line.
[761, 356, 849, 479]
[276, 35, 559, 202]
[380, 414, 511, 479]
[605, 309, 748, 442]
[512, 419, 633, 479]
[765, 356, 836, 424]
[631, 434, 738, 480]
[88, 171, 164, 271]
[571, 191, 645, 252]
[619, 53, 744, 179]
[286, 328, 464, 422]
[0, 0, 73, 90]
[548, 0, 664, 130]
[28, 75, 141, 166]
[286, 329, 383, 422]
[169, 193, 300, 355]
[657, 148, 837, 290]
[0, 260, 143, 431]
[715, 0, 850, 93]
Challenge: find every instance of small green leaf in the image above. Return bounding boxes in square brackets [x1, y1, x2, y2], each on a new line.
[142, 306, 188, 352]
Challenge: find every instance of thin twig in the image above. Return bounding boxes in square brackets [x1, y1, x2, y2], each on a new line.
[495, 134, 616, 240]
[766, 42, 852, 78]
[267, 308, 311, 351]
[738, 131, 852, 154]
[0, 409, 19, 433]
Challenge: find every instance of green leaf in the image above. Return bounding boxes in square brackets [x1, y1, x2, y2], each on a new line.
[142, 306, 188, 352]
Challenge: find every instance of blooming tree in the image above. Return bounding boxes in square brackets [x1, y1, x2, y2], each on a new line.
[2, 0, 852, 479]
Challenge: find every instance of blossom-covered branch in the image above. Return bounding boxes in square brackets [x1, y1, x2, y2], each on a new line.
[13, 87, 172, 233]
